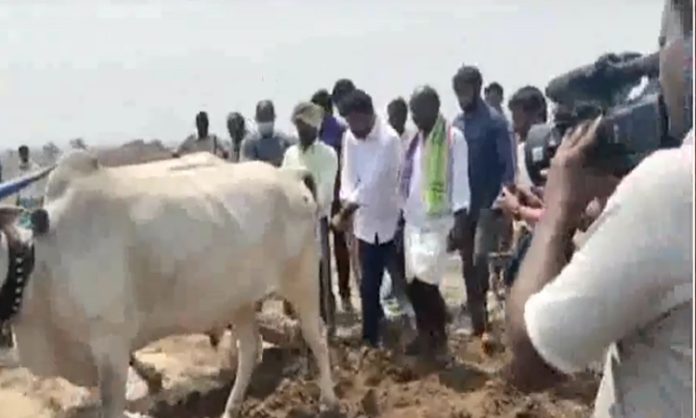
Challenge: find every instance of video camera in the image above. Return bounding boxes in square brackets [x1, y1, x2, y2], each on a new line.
[524, 51, 681, 186]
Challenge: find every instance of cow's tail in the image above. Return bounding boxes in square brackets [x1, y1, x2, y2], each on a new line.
[300, 173, 317, 203]
[280, 166, 317, 203]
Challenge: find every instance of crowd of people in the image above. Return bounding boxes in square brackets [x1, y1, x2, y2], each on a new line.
[3, 0, 693, 416]
[165, 2, 694, 415]
[166, 64, 543, 358]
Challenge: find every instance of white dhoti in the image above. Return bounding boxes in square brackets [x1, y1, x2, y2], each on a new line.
[404, 217, 453, 286]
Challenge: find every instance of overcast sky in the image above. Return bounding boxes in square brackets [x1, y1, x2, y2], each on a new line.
[1, 0, 662, 148]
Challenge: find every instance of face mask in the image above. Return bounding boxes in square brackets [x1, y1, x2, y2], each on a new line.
[257, 122, 274, 136]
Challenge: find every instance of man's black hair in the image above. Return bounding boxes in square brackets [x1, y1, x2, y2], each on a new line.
[311, 89, 333, 114]
[508, 86, 548, 122]
[388, 97, 408, 114]
[341, 89, 374, 116]
[453, 65, 483, 88]
[228, 111, 244, 121]
[256, 100, 275, 114]
[331, 79, 356, 103]
[411, 86, 441, 109]
[18, 145, 29, 153]
[485, 82, 504, 96]
[196, 111, 208, 123]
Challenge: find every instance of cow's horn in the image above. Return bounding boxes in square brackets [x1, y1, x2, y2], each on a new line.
[31, 209, 50, 235]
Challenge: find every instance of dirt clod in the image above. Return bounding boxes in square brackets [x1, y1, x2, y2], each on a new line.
[360, 389, 380, 417]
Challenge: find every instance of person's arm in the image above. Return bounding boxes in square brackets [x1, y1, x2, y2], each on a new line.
[240, 136, 257, 162]
[216, 136, 230, 159]
[506, 148, 692, 392]
[318, 147, 339, 216]
[176, 136, 193, 156]
[448, 128, 471, 250]
[518, 206, 544, 225]
[495, 120, 516, 186]
[338, 134, 357, 204]
[280, 146, 294, 168]
[451, 128, 471, 213]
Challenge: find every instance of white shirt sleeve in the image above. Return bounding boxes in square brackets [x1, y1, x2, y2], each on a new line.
[339, 135, 357, 202]
[450, 127, 470, 212]
[523, 147, 694, 374]
[317, 146, 338, 214]
[349, 134, 401, 206]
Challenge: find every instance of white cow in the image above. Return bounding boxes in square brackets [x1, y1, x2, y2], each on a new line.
[0, 151, 337, 418]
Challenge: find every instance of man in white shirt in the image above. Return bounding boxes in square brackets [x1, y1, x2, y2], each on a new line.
[282, 102, 339, 329]
[497, 86, 549, 273]
[507, 86, 548, 190]
[506, 1, 693, 415]
[333, 89, 402, 347]
[401, 86, 470, 359]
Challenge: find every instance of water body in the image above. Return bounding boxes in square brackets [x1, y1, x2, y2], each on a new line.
[1, 0, 662, 148]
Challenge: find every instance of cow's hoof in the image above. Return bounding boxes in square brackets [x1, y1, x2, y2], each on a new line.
[320, 394, 339, 412]
[480, 332, 495, 356]
[220, 409, 240, 418]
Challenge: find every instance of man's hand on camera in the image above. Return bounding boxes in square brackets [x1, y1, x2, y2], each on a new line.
[543, 117, 620, 229]
[518, 186, 544, 209]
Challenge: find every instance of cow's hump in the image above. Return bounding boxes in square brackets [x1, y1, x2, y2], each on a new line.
[44, 150, 101, 201]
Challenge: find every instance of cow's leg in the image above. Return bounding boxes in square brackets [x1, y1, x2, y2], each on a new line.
[222, 306, 259, 418]
[91, 336, 130, 418]
[293, 297, 338, 410]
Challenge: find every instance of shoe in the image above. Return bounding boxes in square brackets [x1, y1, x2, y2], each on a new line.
[404, 335, 430, 357]
[432, 342, 451, 365]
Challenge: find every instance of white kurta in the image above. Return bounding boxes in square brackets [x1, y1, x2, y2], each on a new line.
[402, 126, 470, 286]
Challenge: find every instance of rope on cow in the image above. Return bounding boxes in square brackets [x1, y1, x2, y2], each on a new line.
[0, 238, 35, 323]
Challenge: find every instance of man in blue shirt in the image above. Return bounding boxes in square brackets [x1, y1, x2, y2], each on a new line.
[452, 65, 515, 343]
[241, 100, 294, 167]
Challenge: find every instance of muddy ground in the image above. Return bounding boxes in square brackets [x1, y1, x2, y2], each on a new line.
[0, 257, 598, 418]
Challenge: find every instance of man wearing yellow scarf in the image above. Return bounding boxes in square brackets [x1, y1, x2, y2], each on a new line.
[400, 86, 470, 360]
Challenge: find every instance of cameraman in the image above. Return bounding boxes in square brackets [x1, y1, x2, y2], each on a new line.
[505, 1, 693, 416]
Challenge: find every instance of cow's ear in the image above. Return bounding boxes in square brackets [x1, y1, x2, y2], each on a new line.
[0, 205, 23, 227]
